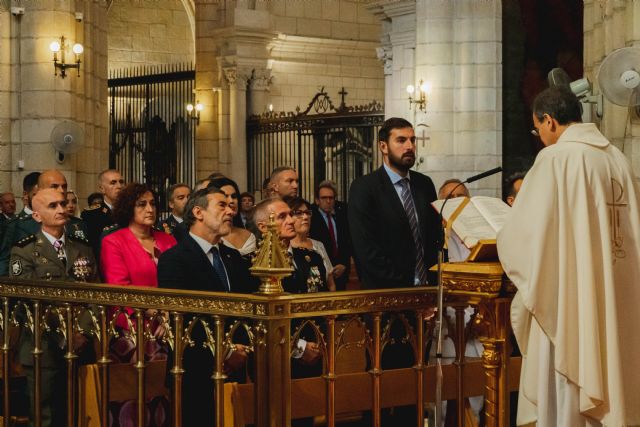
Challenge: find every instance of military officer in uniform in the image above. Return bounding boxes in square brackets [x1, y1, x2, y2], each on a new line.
[81, 169, 124, 258]
[0, 173, 40, 275]
[10, 188, 97, 427]
[157, 183, 190, 236]
[0, 170, 89, 276]
[10, 189, 97, 282]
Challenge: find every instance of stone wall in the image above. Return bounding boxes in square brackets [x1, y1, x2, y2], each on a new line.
[0, 7, 11, 194]
[583, 0, 640, 175]
[373, 0, 503, 197]
[267, 0, 384, 113]
[0, 1, 109, 208]
[108, 0, 194, 72]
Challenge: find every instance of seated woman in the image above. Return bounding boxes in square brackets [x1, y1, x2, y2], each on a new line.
[99, 183, 177, 426]
[101, 183, 177, 295]
[209, 176, 257, 256]
[286, 196, 336, 293]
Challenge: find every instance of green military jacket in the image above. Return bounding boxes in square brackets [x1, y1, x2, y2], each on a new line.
[9, 230, 97, 281]
[0, 212, 89, 276]
[9, 230, 98, 367]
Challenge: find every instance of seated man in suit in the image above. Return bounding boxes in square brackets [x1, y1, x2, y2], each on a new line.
[10, 188, 97, 427]
[157, 186, 258, 427]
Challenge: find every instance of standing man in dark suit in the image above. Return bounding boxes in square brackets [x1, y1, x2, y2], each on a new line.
[157, 186, 257, 427]
[81, 169, 124, 258]
[310, 180, 352, 290]
[348, 117, 440, 288]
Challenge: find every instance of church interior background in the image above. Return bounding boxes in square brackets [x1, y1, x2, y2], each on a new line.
[1, 0, 638, 205]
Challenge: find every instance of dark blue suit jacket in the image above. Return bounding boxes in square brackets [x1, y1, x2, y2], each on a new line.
[348, 166, 440, 288]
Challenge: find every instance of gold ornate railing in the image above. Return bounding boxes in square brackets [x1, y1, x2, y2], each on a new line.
[0, 261, 518, 427]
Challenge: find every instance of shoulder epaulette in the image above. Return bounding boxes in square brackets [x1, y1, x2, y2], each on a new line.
[14, 234, 36, 248]
[83, 205, 100, 212]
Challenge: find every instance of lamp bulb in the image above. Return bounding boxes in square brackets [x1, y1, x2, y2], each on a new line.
[406, 85, 415, 94]
[195, 103, 204, 112]
[420, 81, 432, 94]
[72, 43, 84, 55]
[186, 104, 194, 112]
[50, 41, 61, 53]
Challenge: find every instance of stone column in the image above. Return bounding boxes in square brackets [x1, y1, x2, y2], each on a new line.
[247, 68, 272, 116]
[0, 6, 11, 192]
[194, 0, 224, 179]
[369, 0, 416, 120]
[220, 65, 251, 191]
[0, 1, 108, 207]
[415, 0, 502, 196]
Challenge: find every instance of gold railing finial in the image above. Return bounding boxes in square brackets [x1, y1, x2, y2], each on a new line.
[250, 211, 294, 294]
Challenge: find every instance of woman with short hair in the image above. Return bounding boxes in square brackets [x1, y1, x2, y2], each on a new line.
[99, 183, 176, 426]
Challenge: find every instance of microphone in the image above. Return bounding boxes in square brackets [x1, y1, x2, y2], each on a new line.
[464, 166, 503, 184]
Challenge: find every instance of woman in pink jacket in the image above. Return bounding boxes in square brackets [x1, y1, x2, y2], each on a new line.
[101, 183, 176, 288]
[100, 183, 177, 426]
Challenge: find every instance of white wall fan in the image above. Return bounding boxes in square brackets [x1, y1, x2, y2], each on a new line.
[597, 46, 640, 112]
[50, 120, 85, 163]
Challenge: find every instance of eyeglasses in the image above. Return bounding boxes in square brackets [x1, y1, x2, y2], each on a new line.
[291, 209, 312, 218]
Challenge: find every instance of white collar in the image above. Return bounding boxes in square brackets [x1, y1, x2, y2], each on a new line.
[41, 229, 65, 246]
[189, 232, 220, 255]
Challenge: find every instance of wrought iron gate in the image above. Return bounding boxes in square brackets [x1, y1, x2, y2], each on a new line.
[246, 88, 384, 202]
[108, 64, 196, 211]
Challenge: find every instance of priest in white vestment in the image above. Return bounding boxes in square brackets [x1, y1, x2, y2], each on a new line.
[497, 87, 640, 427]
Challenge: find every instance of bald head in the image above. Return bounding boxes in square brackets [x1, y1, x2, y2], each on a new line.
[252, 197, 296, 241]
[38, 169, 68, 194]
[32, 188, 68, 236]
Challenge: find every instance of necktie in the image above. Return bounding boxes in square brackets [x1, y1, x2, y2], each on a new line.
[53, 239, 66, 266]
[210, 246, 230, 291]
[398, 178, 428, 285]
[326, 214, 339, 259]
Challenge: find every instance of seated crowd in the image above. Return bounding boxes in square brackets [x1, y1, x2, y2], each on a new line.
[0, 166, 352, 426]
[0, 161, 526, 426]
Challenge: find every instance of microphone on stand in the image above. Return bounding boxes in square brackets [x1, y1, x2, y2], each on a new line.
[432, 166, 502, 427]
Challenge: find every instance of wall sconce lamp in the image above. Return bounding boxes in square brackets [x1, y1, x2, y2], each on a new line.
[186, 101, 203, 125]
[406, 79, 432, 112]
[49, 36, 83, 78]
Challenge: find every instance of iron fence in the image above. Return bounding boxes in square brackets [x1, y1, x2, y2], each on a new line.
[108, 64, 196, 213]
[246, 88, 384, 202]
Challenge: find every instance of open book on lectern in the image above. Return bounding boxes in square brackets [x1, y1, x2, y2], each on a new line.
[431, 196, 511, 262]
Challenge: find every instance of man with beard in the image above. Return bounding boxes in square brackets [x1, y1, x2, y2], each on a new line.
[348, 117, 440, 289]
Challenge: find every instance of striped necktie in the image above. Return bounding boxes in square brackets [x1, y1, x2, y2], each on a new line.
[398, 178, 428, 285]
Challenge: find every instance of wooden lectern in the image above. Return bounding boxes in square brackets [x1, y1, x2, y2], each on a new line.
[435, 256, 517, 427]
